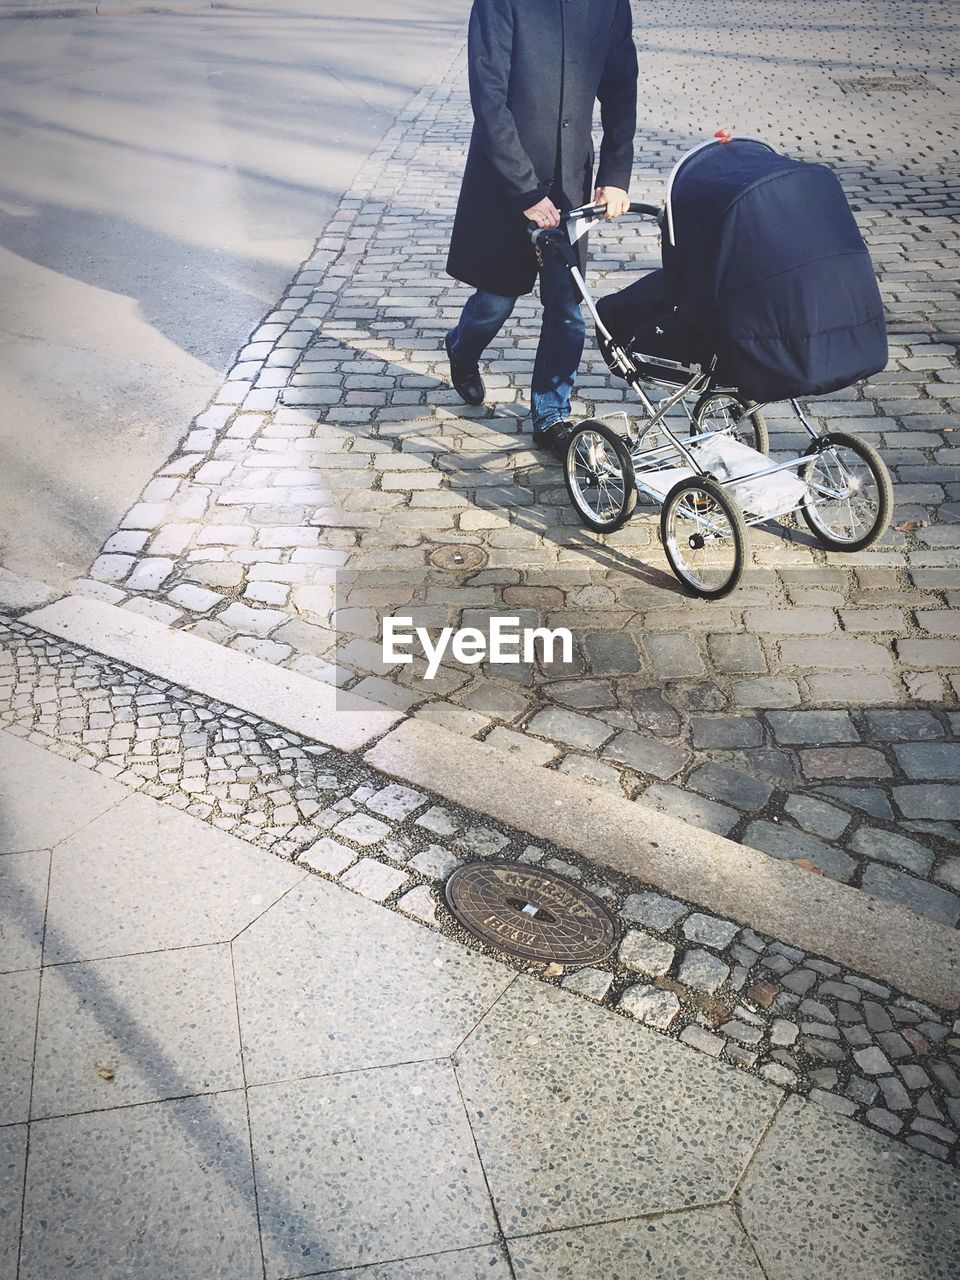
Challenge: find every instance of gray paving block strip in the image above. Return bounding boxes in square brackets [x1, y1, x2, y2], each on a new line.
[2, 613, 959, 1167]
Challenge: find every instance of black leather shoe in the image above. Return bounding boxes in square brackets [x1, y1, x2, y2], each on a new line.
[445, 332, 485, 406]
[532, 419, 576, 459]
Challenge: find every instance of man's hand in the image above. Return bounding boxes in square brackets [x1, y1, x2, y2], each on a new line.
[523, 196, 562, 228]
[594, 186, 630, 219]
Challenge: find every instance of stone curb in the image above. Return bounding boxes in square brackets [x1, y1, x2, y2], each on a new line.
[20, 590, 960, 1010]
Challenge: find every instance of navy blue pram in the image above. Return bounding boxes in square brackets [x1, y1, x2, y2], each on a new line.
[596, 137, 888, 401]
[526, 135, 894, 599]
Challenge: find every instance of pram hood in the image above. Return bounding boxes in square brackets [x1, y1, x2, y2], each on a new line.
[606, 138, 888, 401]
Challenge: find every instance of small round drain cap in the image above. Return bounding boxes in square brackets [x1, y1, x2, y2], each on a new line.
[428, 544, 488, 572]
[444, 862, 619, 963]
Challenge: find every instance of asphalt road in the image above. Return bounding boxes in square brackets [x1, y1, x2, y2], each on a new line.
[0, 0, 468, 587]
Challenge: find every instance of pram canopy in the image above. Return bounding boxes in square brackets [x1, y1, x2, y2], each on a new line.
[597, 138, 888, 401]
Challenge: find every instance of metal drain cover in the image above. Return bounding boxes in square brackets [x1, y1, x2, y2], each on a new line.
[444, 862, 619, 963]
[428, 544, 488, 572]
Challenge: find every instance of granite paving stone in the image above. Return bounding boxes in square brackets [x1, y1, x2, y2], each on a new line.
[415, 805, 461, 837]
[849, 827, 935, 876]
[621, 890, 688, 931]
[407, 843, 462, 881]
[866, 710, 945, 742]
[895, 742, 960, 780]
[680, 1024, 726, 1056]
[678, 948, 730, 994]
[861, 864, 960, 926]
[299, 835, 357, 876]
[619, 928, 675, 978]
[619, 983, 681, 1029]
[396, 884, 440, 925]
[784, 795, 852, 841]
[248, 1062, 497, 1278]
[686, 761, 774, 812]
[560, 966, 613, 1001]
[895, 785, 960, 820]
[690, 714, 764, 749]
[640, 782, 739, 836]
[767, 710, 859, 745]
[602, 731, 690, 780]
[19, 1093, 262, 1280]
[339, 856, 408, 900]
[682, 913, 739, 950]
[457, 978, 779, 1234]
[744, 820, 856, 882]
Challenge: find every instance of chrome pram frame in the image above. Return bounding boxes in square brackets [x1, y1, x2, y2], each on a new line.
[528, 181, 893, 599]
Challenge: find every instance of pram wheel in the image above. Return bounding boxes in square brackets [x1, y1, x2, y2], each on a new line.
[692, 392, 769, 454]
[800, 431, 892, 551]
[564, 420, 638, 533]
[661, 475, 747, 599]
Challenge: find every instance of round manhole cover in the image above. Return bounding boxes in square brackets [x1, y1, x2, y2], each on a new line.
[444, 862, 620, 963]
[428, 544, 488, 572]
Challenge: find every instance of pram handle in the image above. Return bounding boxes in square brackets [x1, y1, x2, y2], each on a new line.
[528, 201, 662, 245]
[562, 201, 661, 222]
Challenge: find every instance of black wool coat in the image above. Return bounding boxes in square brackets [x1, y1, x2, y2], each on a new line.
[446, 0, 638, 299]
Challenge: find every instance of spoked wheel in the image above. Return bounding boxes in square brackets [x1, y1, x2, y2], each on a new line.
[661, 475, 748, 599]
[692, 391, 769, 454]
[564, 419, 638, 533]
[800, 431, 892, 551]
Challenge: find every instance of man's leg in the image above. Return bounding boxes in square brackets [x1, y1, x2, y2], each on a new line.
[530, 252, 586, 440]
[449, 289, 516, 365]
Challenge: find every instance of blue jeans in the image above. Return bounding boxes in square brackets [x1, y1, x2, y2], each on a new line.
[448, 251, 586, 431]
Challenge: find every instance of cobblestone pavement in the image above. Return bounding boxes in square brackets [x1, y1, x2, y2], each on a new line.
[71, 1, 960, 925]
[3, 613, 960, 1168]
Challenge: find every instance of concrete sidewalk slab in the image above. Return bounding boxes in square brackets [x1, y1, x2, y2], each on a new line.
[43, 790, 303, 962]
[248, 1062, 498, 1277]
[20, 1093, 262, 1280]
[233, 876, 512, 1083]
[367, 718, 960, 1010]
[322, 1250, 512, 1280]
[0, 730, 126, 853]
[0, 970, 40, 1125]
[507, 1208, 765, 1279]
[0, 850, 49, 971]
[25, 594, 402, 751]
[740, 1095, 960, 1279]
[0, 1127, 26, 1279]
[31, 944, 243, 1118]
[456, 977, 780, 1236]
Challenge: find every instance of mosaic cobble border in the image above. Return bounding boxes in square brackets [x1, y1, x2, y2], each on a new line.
[2, 613, 959, 1166]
